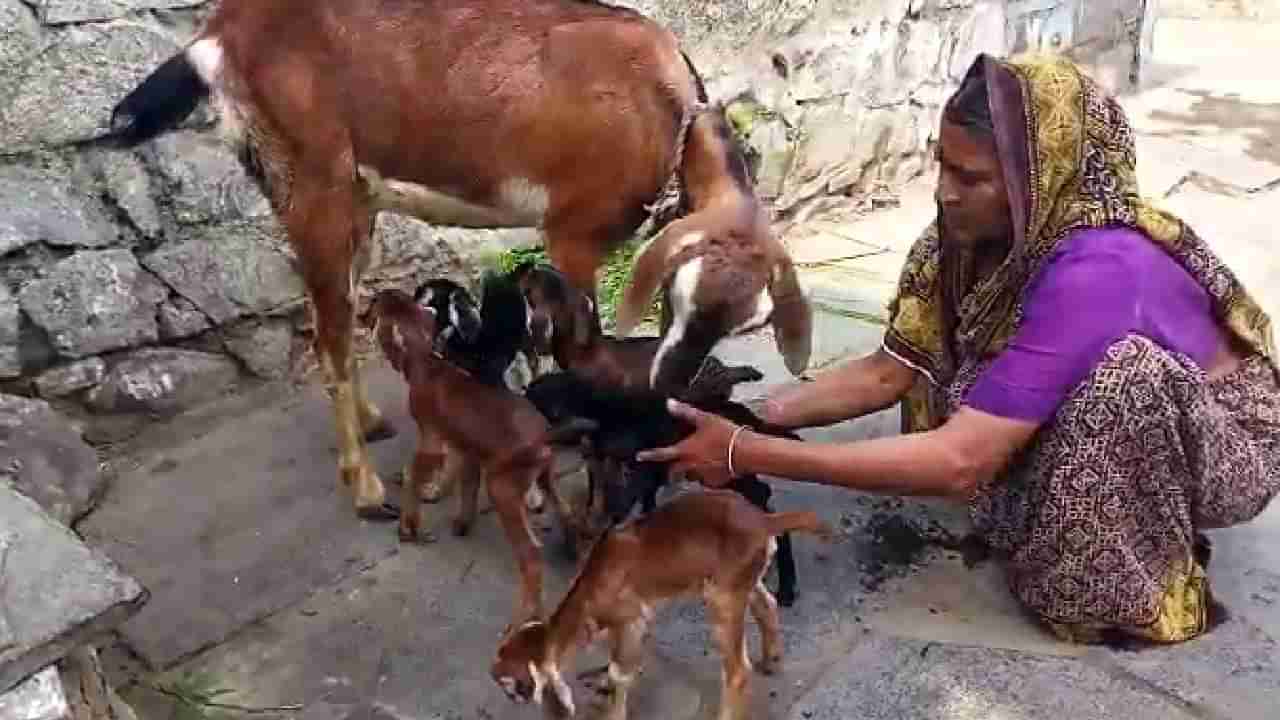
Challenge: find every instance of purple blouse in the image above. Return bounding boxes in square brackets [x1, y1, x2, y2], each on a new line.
[965, 226, 1228, 423]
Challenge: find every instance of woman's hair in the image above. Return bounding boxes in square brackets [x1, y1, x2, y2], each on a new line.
[943, 67, 994, 137]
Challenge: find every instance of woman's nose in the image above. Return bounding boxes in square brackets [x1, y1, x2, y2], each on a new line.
[935, 174, 960, 207]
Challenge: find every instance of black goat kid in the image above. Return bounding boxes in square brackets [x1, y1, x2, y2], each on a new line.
[414, 271, 541, 387]
[525, 370, 804, 607]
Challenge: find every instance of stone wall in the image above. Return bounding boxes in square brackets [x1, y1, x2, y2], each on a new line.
[0, 0, 1144, 423]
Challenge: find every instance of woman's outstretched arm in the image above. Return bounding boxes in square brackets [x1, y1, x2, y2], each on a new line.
[760, 346, 918, 429]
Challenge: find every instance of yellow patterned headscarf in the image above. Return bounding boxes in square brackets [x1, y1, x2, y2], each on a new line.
[885, 53, 1277, 433]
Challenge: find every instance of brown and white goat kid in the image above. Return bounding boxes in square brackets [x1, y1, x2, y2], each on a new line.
[491, 490, 832, 720]
[105, 0, 813, 520]
[368, 289, 594, 627]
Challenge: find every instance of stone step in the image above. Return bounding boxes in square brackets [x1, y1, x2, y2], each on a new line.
[0, 485, 148, 695]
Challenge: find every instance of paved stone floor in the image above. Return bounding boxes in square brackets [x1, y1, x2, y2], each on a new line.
[72, 16, 1279, 720]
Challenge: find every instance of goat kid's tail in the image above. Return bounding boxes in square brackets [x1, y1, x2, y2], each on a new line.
[764, 511, 835, 541]
[108, 38, 217, 146]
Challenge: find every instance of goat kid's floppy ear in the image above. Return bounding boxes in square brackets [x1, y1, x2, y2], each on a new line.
[615, 222, 701, 337]
[764, 236, 813, 377]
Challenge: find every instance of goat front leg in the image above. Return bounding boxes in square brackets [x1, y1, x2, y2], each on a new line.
[402, 431, 445, 542]
[350, 232, 396, 443]
[544, 224, 607, 307]
[490, 474, 545, 627]
[292, 173, 394, 521]
[706, 589, 753, 720]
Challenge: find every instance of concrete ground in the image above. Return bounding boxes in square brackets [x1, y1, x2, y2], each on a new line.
[76, 16, 1278, 720]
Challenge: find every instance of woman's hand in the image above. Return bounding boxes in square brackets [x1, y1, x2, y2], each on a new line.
[635, 399, 744, 488]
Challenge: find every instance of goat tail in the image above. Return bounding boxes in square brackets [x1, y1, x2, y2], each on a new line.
[544, 417, 600, 446]
[764, 511, 835, 541]
[108, 38, 216, 146]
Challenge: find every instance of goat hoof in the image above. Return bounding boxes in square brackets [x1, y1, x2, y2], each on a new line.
[451, 518, 472, 537]
[363, 419, 398, 443]
[757, 655, 782, 676]
[420, 478, 450, 503]
[776, 587, 797, 608]
[400, 528, 437, 544]
[357, 502, 401, 521]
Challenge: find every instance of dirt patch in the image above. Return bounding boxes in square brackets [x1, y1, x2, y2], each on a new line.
[1149, 91, 1280, 169]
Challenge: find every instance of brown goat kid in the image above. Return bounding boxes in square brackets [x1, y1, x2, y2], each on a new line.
[491, 490, 833, 720]
[106, 0, 813, 521]
[368, 289, 594, 627]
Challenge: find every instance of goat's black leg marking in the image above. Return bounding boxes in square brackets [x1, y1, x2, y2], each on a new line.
[774, 532, 797, 608]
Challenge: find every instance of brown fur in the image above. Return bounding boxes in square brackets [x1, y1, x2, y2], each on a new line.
[113, 0, 812, 520]
[491, 490, 833, 720]
[368, 289, 592, 627]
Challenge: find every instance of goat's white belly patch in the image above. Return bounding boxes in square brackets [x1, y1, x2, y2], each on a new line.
[359, 166, 547, 229]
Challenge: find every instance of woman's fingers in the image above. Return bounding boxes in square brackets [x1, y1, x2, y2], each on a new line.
[636, 443, 682, 463]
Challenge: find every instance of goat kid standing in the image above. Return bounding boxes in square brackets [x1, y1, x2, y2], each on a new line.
[491, 490, 833, 720]
[368, 289, 594, 628]
[105, 0, 813, 521]
[415, 273, 548, 510]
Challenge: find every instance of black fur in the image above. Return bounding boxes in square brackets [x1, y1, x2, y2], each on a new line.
[524, 369, 803, 606]
[109, 51, 210, 145]
[414, 271, 532, 387]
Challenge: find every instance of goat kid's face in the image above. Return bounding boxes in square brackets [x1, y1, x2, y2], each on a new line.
[491, 621, 575, 716]
[614, 210, 814, 390]
[369, 289, 438, 373]
[514, 264, 596, 355]
[415, 279, 481, 345]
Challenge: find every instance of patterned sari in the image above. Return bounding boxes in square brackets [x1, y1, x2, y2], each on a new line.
[884, 53, 1280, 643]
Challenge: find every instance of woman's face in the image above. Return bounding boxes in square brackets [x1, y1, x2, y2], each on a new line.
[935, 118, 1012, 249]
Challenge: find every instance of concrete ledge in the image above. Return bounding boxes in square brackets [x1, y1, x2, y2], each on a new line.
[0, 485, 148, 695]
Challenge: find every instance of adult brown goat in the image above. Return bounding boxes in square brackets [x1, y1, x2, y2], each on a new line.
[105, 0, 813, 520]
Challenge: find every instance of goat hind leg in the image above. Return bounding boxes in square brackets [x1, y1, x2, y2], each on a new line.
[748, 579, 783, 675]
[588, 620, 647, 720]
[350, 228, 396, 443]
[292, 174, 394, 520]
[706, 589, 754, 720]
[451, 454, 483, 537]
[491, 479, 545, 626]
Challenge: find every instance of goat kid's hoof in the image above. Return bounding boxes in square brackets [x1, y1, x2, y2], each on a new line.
[757, 654, 782, 676]
[356, 502, 401, 522]
[363, 419, 398, 443]
[399, 527, 438, 544]
[776, 587, 797, 609]
[451, 517, 472, 537]
[419, 477, 451, 504]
